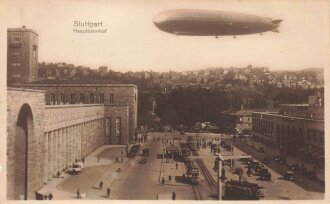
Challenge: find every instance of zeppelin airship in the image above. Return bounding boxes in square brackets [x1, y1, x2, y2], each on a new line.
[153, 9, 282, 37]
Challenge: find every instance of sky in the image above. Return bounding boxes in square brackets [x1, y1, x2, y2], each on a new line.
[5, 0, 330, 72]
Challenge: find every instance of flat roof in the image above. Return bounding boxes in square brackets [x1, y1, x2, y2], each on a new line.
[12, 83, 137, 88]
[8, 28, 38, 35]
[253, 111, 324, 122]
[7, 87, 45, 93]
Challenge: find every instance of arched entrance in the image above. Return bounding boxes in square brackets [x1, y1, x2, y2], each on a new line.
[13, 104, 34, 200]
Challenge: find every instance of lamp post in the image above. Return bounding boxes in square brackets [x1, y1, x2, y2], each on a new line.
[215, 154, 224, 200]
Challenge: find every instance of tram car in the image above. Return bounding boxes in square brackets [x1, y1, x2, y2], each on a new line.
[188, 140, 198, 151]
[181, 148, 191, 162]
[186, 160, 199, 184]
[224, 180, 265, 200]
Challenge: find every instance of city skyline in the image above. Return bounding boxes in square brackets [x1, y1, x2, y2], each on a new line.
[6, 0, 329, 72]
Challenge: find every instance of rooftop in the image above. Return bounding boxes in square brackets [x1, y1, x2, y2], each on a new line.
[8, 27, 38, 35]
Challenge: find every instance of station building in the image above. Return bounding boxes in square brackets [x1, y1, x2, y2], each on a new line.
[7, 27, 138, 200]
[252, 91, 324, 167]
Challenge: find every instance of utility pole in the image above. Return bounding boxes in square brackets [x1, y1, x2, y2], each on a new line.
[216, 155, 223, 200]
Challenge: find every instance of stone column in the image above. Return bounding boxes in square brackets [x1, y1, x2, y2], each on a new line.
[44, 132, 48, 184]
[48, 131, 53, 180]
[53, 130, 57, 176]
[68, 126, 72, 165]
[56, 129, 61, 173]
[66, 127, 69, 166]
[60, 128, 64, 170]
[73, 125, 77, 162]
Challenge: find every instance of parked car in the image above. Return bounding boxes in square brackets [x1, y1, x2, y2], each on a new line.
[274, 155, 286, 164]
[284, 171, 295, 181]
[234, 167, 243, 175]
[262, 158, 270, 165]
[140, 158, 147, 164]
[259, 168, 271, 181]
[257, 147, 265, 153]
[143, 148, 150, 157]
[69, 162, 84, 174]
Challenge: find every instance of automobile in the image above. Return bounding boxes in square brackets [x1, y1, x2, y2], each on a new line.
[278, 157, 286, 164]
[140, 158, 147, 164]
[289, 163, 299, 172]
[234, 167, 243, 175]
[284, 171, 295, 181]
[274, 155, 281, 161]
[262, 158, 270, 165]
[257, 147, 265, 153]
[259, 168, 271, 181]
[143, 148, 150, 157]
[69, 162, 84, 174]
[274, 155, 286, 164]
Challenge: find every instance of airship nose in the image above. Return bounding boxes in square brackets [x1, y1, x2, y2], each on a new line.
[153, 12, 169, 30]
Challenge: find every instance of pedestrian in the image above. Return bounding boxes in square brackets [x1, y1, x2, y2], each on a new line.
[120, 157, 123, 163]
[99, 180, 103, 190]
[77, 188, 81, 198]
[82, 158, 85, 163]
[48, 193, 53, 200]
[172, 192, 176, 200]
[116, 157, 118, 163]
[107, 188, 111, 198]
[75, 158, 78, 163]
[121, 151, 124, 156]
[175, 162, 178, 170]
[161, 177, 165, 185]
[44, 195, 48, 200]
[169, 174, 172, 181]
[98, 155, 100, 162]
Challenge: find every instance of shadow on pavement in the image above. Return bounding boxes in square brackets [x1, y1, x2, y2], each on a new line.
[174, 176, 189, 184]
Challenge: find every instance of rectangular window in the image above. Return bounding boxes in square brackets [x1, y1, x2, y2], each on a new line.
[60, 93, 65, 104]
[99, 93, 104, 104]
[11, 34, 21, 43]
[70, 93, 75, 104]
[106, 117, 111, 144]
[11, 63, 21, 67]
[319, 132, 324, 144]
[90, 93, 94, 104]
[80, 93, 85, 103]
[50, 93, 56, 105]
[109, 93, 114, 104]
[12, 74, 21, 78]
[10, 51, 21, 56]
[116, 117, 121, 141]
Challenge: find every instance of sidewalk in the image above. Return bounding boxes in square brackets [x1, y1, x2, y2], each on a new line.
[160, 159, 189, 186]
[37, 145, 126, 200]
[239, 139, 324, 182]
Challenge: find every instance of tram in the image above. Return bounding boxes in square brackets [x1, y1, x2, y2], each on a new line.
[224, 180, 265, 200]
[186, 160, 199, 184]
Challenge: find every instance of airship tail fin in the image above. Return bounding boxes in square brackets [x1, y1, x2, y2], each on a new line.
[272, 19, 283, 24]
[272, 29, 279, 33]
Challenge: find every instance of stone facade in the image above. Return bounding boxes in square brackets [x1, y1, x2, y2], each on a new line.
[15, 84, 138, 143]
[7, 88, 45, 200]
[7, 85, 137, 200]
[7, 27, 39, 85]
[252, 104, 324, 167]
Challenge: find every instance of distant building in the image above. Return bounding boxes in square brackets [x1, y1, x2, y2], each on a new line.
[252, 90, 324, 168]
[7, 26, 39, 84]
[220, 109, 253, 134]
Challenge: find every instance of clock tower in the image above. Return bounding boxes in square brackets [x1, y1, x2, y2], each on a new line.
[7, 26, 39, 85]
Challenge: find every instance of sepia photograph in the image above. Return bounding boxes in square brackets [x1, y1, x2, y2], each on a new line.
[1, 0, 329, 202]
